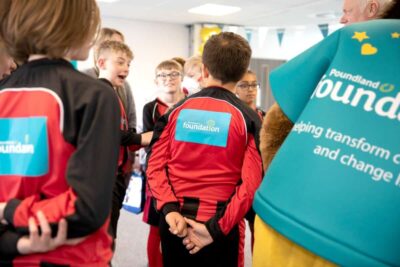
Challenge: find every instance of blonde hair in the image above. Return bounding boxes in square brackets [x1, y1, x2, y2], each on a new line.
[0, 0, 100, 64]
[96, 40, 134, 61]
[183, 55, 202, 76]
[155, 60, 183, 76]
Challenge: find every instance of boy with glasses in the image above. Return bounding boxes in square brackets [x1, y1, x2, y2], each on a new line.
[236, 70, 265, 121]
[142, 59, 184, 267]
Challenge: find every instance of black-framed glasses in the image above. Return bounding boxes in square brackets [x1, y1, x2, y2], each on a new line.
[237, 83, 259, 90]
[156, 72, 181, 80]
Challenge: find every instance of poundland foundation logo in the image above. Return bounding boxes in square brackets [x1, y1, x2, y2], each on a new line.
[182, 119, 220, 133]
[176, 109, 231, 147]
[0, 117, 49, 176]
[0, 137, 35, 154]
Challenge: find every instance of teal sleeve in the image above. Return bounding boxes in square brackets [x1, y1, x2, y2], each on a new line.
[270, 30, 341, 122]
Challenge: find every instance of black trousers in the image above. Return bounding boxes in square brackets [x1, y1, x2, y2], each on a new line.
[109, 172, 129, 239]
[159, 214, 239, 267]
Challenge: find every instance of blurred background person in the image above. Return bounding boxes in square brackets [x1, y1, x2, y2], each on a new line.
[340, 0, 394, 24]
[235, 70, 265, 121]
[182, 55, 204, 96]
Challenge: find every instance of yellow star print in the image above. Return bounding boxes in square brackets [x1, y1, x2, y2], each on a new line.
[352, 32, 369, 42]
[392, 32, 400, 39]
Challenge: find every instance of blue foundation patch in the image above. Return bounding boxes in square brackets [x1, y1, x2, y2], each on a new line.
[0, 117, 49, 176]
[175, 109, 231, 147]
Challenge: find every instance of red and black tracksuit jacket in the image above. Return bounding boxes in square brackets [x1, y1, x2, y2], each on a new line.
[142, 98, 169, 225]
[99, 78, 141, 170]
[0, 58, 120, 267]
[142, 98, 169, 134]
[146, 86, 263, 242]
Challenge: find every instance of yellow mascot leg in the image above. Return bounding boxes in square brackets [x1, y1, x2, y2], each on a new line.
[253, 216, 337, 267]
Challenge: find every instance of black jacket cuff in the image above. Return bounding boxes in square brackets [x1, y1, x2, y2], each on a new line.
[161, 202, 180, 216]
[205, 217, 224, 242]
[121, 129, 142, 146]
[0, 226, 21, 257]
[4, 199, 21, 225]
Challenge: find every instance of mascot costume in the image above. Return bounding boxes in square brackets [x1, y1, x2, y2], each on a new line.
[253, 15, 400, 267]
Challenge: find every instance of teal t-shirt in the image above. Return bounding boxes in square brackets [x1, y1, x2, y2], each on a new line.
[254, 19, 400, 266]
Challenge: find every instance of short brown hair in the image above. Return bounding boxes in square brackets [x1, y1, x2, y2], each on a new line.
[97, 40, 134, 61]
[97, 28, 125, 44]
[155, 60, 183, 76]
[93, 28, 125, 63]
[0, 0, 100, 63]
[382, 0, 399, 18]
[171, 57, 186, 68]
[0, 40, 6, 57]
[202, 32, 251, 84]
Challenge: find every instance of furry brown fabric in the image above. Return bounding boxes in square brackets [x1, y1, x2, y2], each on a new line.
[259, 103, 293, 172]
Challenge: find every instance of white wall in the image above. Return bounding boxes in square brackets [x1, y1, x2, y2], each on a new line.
[225, 23, 342, 61]
[250, 25, 323, 60]
[78, 17, 189, 128]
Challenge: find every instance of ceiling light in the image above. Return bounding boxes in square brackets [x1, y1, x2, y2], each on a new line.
[311, 12, 341, 20]
[188, 4, 241, 16]
[97, 0, 120, 3]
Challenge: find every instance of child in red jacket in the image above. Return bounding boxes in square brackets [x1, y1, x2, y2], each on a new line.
[146, 32, 263, 267]
[0, 1, 120, 265]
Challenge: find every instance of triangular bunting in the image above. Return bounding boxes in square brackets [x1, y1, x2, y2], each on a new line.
[318, 24, 329, 38]
[277, 28, 285, 46]
[245, 28, 253, 43]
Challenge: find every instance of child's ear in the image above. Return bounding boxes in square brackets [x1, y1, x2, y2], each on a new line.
[201, 63, 209, 79]
[96, 57, 106, 70]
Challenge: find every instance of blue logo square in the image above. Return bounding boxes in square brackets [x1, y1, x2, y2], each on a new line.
[175, 109, 231, 147]
[0, 117, 49, 176]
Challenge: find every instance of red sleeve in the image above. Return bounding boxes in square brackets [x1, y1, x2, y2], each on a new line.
[146, 113, 180, 214]
[206, 134, 263, 239]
